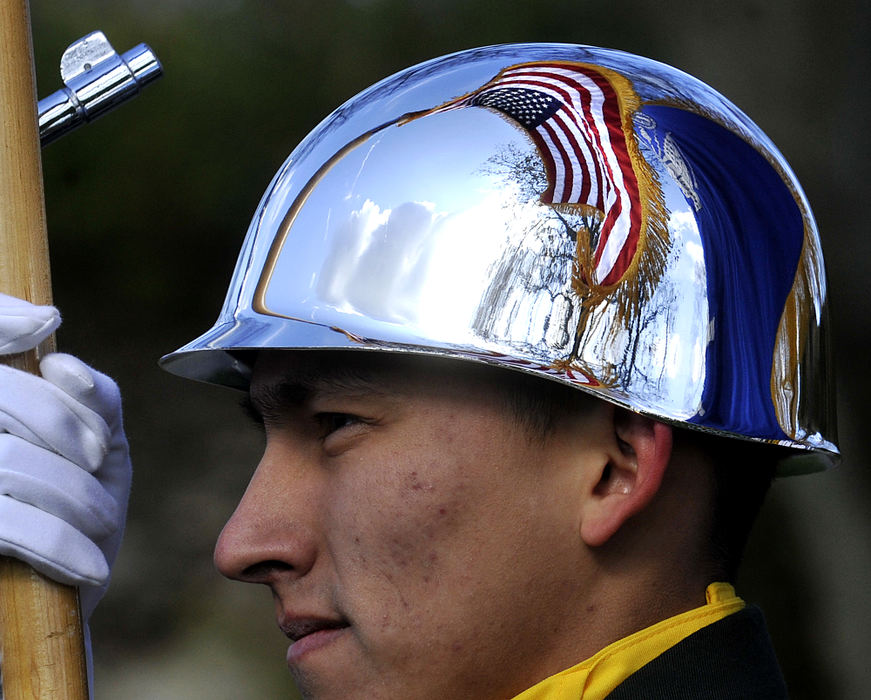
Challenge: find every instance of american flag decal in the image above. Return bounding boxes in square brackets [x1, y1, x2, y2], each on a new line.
[420, 61, 661, 290]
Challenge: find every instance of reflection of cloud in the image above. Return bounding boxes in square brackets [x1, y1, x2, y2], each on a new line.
[317, 199, 438, 323]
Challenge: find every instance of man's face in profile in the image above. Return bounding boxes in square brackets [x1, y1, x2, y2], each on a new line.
[214, 351, 608, 699]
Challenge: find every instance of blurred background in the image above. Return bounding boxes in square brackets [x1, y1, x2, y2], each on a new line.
[27, 0, 870, 697]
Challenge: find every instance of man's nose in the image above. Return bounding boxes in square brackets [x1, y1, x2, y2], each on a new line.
[214, 445, 319, 585]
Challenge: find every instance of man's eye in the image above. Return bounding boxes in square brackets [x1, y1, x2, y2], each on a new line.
[317, 413, 360, 437]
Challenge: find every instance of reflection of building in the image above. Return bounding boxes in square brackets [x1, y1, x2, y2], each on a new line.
[471, 207, 580, 358]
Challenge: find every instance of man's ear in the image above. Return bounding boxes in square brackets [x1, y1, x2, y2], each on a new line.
[580, 408, 673, 547]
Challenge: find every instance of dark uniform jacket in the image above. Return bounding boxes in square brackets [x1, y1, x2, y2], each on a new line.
[607, 606, 788, 699]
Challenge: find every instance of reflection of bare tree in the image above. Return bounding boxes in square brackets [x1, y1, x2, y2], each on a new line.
[472, 142, 670, 389]
[472, 144, 607, 379]
[480, 144, 547, 204]
[472, 214, 577, 351]
[478, 143, 601, 255]
[473, 145, 580, 353]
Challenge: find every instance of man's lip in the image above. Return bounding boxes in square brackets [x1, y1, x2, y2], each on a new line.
[279, 615, 348, 642]
[281, 616, 350, 666]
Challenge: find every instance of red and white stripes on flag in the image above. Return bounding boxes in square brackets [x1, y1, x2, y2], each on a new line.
[452, 62, 644, 287]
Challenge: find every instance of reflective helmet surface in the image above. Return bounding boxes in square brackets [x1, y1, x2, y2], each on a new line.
[161, 43, 838, 473]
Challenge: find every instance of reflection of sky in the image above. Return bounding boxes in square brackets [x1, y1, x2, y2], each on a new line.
[667, 209, 707, 382]
[263, 109, 540, 343]
[637, 179, 708, 415]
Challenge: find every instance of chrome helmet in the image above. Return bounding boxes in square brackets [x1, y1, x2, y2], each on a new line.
[161, 43, 839, 473]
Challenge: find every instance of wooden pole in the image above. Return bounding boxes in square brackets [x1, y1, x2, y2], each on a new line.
[0, 1, 89, 698]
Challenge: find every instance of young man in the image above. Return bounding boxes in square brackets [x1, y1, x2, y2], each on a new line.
[0, 43, 838, 698]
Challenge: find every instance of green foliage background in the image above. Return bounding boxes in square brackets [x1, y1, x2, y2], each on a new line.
[27, 1, 870, 697]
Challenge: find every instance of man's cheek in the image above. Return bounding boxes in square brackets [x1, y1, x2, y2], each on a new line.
[343, 478, 465, 584]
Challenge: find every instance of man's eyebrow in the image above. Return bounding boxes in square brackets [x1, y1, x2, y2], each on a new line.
[246, 366, 386, 423]
[243, 381, 307, 425]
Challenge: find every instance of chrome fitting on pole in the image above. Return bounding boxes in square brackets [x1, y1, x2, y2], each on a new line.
[38, 31, 162, 146]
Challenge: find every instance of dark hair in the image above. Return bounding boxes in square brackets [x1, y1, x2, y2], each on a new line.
[490, 369, 597, 440]
[674, 428, 780, 582]
[369, 354, 598, 441]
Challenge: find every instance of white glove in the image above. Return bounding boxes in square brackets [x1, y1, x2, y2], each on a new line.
[0, 293, 131, 620]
